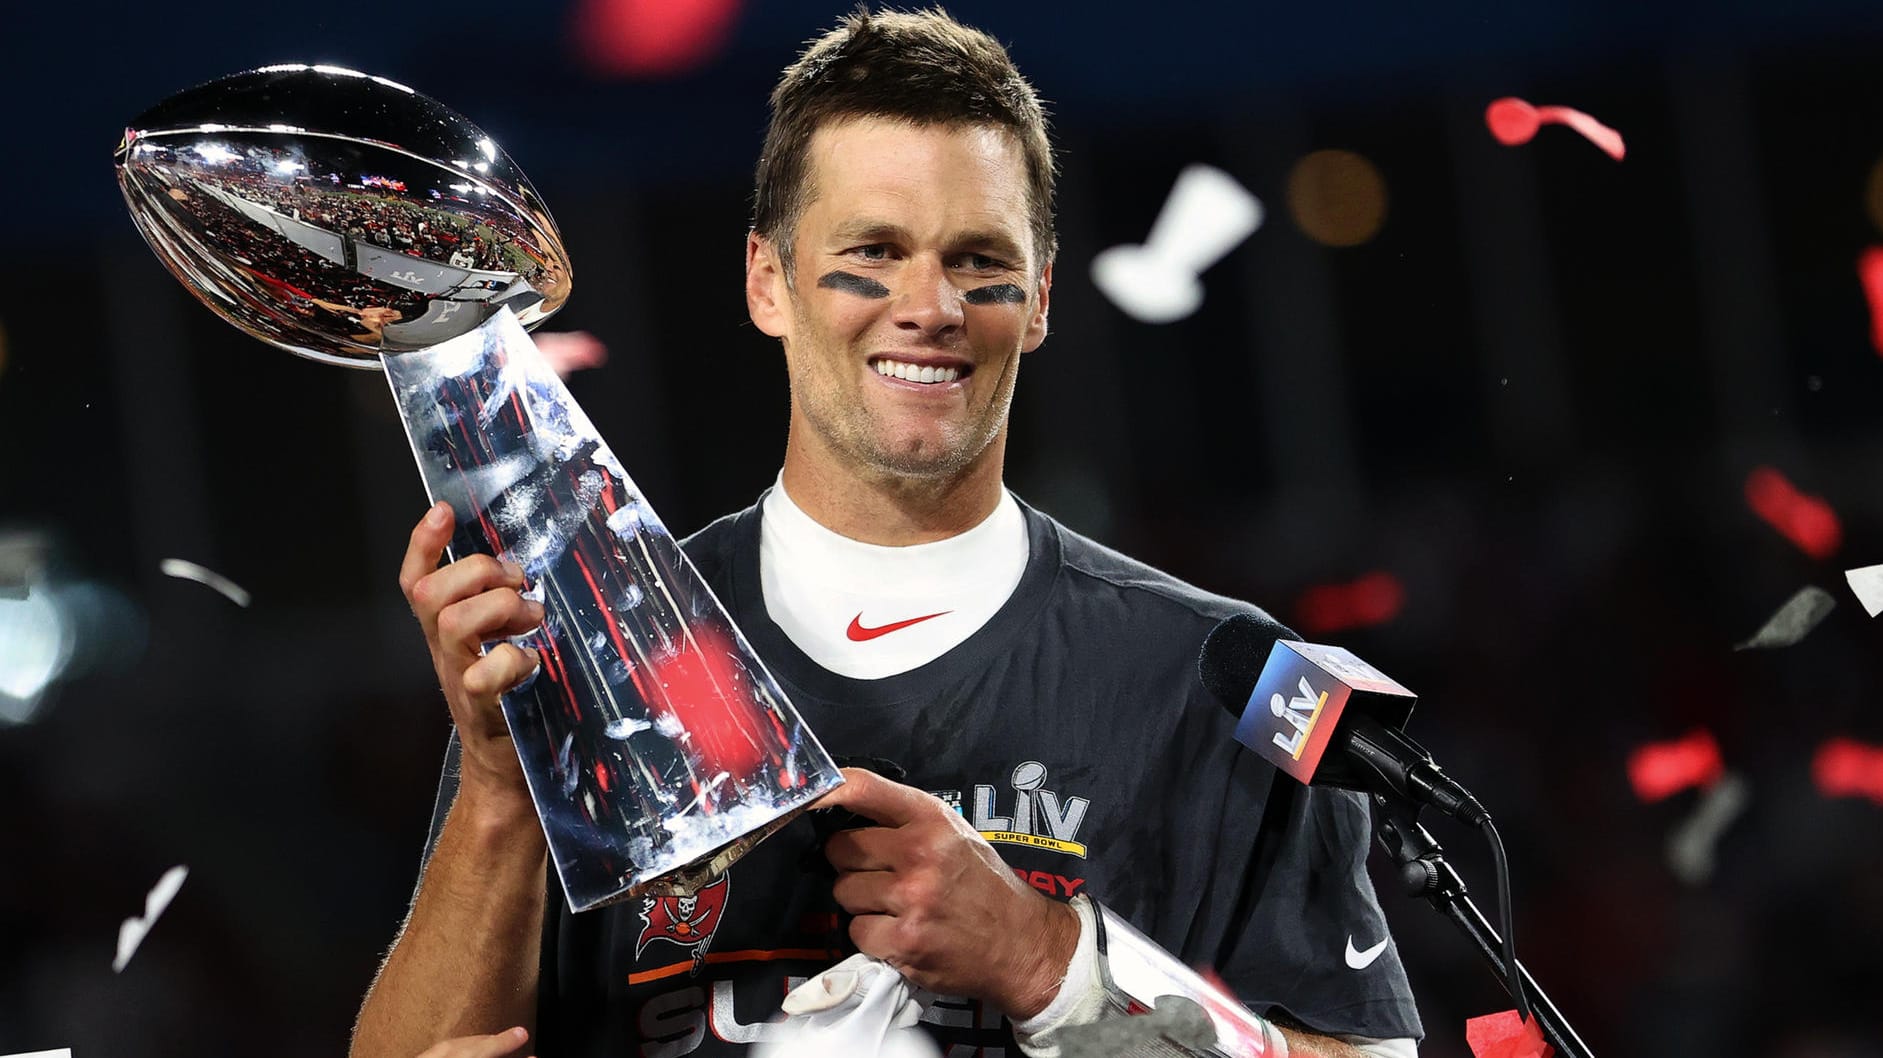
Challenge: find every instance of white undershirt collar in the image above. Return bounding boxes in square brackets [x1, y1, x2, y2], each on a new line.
[758, 477, 1029, 681]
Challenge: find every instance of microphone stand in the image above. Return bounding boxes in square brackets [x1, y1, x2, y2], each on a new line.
[1370, 794, 1595, 1058]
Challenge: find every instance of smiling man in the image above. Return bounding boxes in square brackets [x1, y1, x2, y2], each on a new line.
[350, 9, 1422, 1058]
[755, 116, 1042, 498]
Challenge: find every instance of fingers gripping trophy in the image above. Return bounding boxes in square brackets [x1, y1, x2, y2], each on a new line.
[115, 64, 842, 912]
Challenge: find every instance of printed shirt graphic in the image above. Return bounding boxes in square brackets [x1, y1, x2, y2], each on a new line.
[845, 610, 951, 641]
[635, 875, 730, 967]
[498, 495, 1424, 1057]
[957, 760, 1093, 858]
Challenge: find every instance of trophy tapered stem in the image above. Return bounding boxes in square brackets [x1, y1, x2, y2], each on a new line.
[380, 311, 841, 910]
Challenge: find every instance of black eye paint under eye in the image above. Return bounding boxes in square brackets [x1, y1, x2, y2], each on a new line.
[818, 270, 890, 299]
[963, 284, 1027, 305]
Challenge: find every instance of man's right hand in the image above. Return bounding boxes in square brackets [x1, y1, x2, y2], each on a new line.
[399, 501, 544, 812]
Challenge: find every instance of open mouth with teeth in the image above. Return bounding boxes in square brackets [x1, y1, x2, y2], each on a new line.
[871, 357, 968, 384]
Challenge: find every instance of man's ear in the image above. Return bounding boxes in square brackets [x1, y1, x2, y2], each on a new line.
[1022, 259, 1053, 352]
[746, 231, 791, 339]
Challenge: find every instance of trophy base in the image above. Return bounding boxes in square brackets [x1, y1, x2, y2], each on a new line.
[623, 813, 802, 901]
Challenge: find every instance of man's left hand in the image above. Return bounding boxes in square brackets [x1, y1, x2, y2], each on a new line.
[817, 767, 1080, 1020]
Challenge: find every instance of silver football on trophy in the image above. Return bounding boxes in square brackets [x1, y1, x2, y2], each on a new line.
[114, 64, 571, 369]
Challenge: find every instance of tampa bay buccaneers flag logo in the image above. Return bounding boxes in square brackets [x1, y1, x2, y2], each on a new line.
[635, 874, 730, 972]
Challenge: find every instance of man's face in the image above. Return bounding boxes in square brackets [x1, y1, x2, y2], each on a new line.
[747, 117, 1051, 482]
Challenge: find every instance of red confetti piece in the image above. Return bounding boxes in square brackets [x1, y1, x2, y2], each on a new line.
[571, 0, 745, 78]
[1466, 1010, 1555, 1058]
[1744, 466, 1842, 559]
[1627, 729, 1724, 802]
[1860, 247, 1883, 356]
[1486, 97, 1626, 161]
[1813, 738, 1883, 805]
[1295, 571, 1405, 635]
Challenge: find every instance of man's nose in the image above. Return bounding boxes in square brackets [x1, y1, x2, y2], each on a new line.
[891, 256, 965, 336]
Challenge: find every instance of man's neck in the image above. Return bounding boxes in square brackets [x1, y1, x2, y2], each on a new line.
[779, 433, 1007, 546]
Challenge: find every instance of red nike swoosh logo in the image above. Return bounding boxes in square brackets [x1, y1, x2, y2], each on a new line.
[846, 610, 952, 641]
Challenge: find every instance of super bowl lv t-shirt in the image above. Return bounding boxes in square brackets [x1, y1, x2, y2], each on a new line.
[429, 494, 1423, 1055]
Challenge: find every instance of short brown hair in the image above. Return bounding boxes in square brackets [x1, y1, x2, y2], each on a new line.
[752, 7, 1057, 279]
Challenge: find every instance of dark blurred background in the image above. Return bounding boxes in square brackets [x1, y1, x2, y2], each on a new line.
[4, 1, 1883, 1055]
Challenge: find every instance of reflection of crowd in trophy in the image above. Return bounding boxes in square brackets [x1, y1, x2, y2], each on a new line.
[217, 173, 523, 272]
[196, 163, 527, 267]
[135, 141, 571, 349]
[162, 178, 424, 330]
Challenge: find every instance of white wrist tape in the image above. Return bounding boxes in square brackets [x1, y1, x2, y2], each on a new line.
[1012, 893, 1109, 1048]
[1014, 894, 1288, 1058]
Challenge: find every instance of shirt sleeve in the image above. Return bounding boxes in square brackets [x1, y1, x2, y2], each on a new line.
[1218, 778, 1424, 1042]
[1346, 1036, 1419, 1058]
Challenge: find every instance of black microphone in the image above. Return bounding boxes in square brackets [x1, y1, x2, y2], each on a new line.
[1198, 613, 1487, 826]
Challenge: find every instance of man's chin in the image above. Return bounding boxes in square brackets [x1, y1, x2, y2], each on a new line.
[865, 452, 966, 480]
[859, 436, 980, 480]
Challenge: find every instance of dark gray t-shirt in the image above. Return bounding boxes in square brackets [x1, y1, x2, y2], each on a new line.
[428, 496, 1423, 1056]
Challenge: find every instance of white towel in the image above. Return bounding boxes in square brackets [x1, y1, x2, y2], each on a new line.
[757, 953, 940, 1058]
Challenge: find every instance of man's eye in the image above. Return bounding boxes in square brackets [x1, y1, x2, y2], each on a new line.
[854, 244, 889, 261]
[962, 253, 1002, 271]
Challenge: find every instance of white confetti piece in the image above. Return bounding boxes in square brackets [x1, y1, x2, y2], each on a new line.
[1844, 564, 1883, 617]
[1667, 773, 1749, 885]
[113, 865, 188, 973]
[159, 558, 251, 608]
[2, 1050, 75, 1058]
[1092, 165, 1262, 324]
[1733, 586, 1835, 650]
